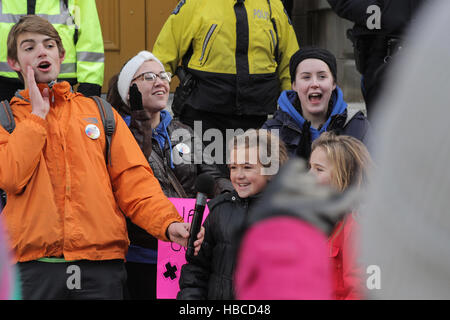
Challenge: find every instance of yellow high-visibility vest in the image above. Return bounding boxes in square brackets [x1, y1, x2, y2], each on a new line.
[0, 0, 104, 86]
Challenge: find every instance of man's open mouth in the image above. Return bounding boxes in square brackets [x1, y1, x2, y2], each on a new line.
[37, 61, 51, 71]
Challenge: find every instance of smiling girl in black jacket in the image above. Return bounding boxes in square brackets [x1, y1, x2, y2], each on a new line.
[177, 129, 288, 299]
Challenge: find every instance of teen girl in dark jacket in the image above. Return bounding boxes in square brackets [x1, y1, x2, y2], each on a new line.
[262, 47, 371, 159]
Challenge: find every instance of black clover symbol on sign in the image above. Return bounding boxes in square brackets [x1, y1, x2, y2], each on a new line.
[164, 262, 177, 280]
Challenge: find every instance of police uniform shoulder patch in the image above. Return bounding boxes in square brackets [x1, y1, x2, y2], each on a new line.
[173, 0, 187, 15]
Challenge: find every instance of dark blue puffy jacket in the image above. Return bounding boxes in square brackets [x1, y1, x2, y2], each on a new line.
[262, 88, 371, 157]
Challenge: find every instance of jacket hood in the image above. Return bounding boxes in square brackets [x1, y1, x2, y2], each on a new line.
[278, 86, 348, 140]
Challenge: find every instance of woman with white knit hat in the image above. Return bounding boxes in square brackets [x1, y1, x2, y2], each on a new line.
[107, 51, 232, 299]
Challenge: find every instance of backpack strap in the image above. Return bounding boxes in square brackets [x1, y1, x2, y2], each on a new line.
[0, 100, 15, 210]
[90, 96, 116, 166]
[0, 100, 15, 134]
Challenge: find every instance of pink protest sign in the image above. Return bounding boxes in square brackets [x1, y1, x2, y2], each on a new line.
[156, 198, 209, 299]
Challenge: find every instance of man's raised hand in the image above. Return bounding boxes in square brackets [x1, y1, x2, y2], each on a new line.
[27, 66, 50, 119]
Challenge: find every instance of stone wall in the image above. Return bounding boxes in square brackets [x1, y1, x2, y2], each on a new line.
[290, 0, 364, 104]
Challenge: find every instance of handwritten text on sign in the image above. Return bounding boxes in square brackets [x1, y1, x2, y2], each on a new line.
[157, 198, 209, 299]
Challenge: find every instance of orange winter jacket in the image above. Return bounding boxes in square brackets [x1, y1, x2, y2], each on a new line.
[0, 81, 183, 262]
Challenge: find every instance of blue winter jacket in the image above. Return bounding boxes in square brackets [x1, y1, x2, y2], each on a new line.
[262, 88, 371, 157]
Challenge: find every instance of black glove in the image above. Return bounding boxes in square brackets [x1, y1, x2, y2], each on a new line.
[129, 83, 143, 111]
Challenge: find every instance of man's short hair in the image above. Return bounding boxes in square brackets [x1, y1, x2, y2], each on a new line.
[7, 15, 65, 63]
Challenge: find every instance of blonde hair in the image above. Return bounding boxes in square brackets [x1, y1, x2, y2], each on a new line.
[229, 129, 289, 176]
[311, 132, 372, 192]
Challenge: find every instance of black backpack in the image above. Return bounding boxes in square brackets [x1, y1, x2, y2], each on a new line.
[0, 96, 116, 209]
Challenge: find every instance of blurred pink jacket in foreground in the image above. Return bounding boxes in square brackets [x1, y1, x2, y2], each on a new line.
[235, 216, 332, 300]
[0, 217, 12, 299]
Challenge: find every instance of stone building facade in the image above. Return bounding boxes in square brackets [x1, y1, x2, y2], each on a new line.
[290, 0, 364, 104]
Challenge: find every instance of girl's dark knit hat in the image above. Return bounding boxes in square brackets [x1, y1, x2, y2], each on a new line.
[289, 47, 338, 83]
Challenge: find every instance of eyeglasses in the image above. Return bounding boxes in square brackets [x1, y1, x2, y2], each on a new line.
[131, 71, 172, 83]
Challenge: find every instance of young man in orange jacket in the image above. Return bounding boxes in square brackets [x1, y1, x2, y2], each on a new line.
[0, 15, 203, 300]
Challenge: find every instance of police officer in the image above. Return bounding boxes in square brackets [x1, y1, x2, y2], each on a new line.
[0, 0, 104, 101]
[153, 0, 299, 172]
[327, 0, 426, 116]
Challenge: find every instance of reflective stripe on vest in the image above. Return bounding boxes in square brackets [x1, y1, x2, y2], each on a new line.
[0, 1, 72, 25]
[0, 1, 104, 81]
[77, 52, 104, 63]
[0, 62, 11, 72]
[0, 61, 76, 73]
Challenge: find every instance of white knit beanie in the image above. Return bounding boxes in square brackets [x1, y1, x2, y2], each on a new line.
[117, 50, 165, 104]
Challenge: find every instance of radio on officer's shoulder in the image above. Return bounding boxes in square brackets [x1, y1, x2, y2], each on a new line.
[172, 66, 196, 118]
